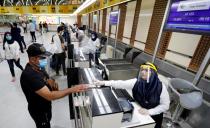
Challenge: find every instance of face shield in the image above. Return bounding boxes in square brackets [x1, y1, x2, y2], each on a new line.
[138, 65, 152, 83]
[138, 63, 157, 83]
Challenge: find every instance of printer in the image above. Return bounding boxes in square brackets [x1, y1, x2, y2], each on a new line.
[118, 98, 134, 122]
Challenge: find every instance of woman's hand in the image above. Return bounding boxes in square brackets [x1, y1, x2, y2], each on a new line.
[93, 79, 105, 87]
[138, 107, 149, 115]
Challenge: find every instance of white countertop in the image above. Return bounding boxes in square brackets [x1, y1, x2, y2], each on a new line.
[121, 102, 155, 128]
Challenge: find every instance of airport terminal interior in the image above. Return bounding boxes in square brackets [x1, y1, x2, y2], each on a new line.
[0, 0, 210, 128]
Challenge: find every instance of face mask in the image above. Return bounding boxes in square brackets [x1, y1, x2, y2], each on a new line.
[39, 59, 47, 68]
[6, 35, 12, 41]
[91, 35, 95, 39]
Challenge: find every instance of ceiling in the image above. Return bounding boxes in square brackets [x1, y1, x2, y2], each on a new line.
[1, 0, 84, 6]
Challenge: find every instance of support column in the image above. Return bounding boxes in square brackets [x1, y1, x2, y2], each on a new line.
[116, 3, 127, 41]
[130, 0, 142, 46]
[77, 15, 82, 27]
[102, 8, 107, 35]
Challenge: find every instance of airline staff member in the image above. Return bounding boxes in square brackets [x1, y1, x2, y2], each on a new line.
[20, 43, 87, 128]
[95, 62, 170, 128]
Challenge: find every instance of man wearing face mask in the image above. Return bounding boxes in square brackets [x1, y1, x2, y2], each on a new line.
[20, 43, 88, 128]
[3, 32, 24, 82]
[94, 62, 170, 128]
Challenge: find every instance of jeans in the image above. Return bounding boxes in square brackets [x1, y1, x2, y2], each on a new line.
[30, 31, 36, 42]
[21, 36, 26, 49]
[28, 106, 52, 128]
[151, 113, 163, 128]
[54, 52, 66, 75]
[7, 59, 24, 77]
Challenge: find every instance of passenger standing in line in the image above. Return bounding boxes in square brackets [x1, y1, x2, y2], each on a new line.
[95, 62, 170, 128]
[22, 21, 27, 33]
[11, 22, 24, 53]
[61, 22, 68, 42]
[28, 20, 36, 42]
[52, 26, 66, 76]
[3, 32, 24, 82]
[20, 43, 88, 128]
[19, 23, 27, 49]
[88, 32, 100, 64]
[39, 22, 43, 35]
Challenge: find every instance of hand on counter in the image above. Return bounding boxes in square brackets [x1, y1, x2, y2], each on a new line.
[138, 107, 149, 115]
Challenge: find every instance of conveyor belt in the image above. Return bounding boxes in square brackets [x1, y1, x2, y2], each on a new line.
[106, 64, 138, 71]
[101, 59, 131, 65]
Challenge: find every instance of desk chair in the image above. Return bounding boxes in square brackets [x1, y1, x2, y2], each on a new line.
[166, 78, 203, 128]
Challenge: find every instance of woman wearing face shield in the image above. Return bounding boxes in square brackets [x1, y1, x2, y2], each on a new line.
[94, 62, 170, 128]
[3, 32, 24, 82]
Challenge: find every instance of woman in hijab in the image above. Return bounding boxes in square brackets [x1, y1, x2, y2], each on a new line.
[3, 32, 24, 82]
[95, 62, 170, 128]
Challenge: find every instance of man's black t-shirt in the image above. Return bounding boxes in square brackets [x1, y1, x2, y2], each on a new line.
[20, 63, 51, 111]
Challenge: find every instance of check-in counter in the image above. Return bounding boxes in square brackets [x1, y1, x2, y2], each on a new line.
[67, 66, 155, 128]
[67, 43, 155, 128]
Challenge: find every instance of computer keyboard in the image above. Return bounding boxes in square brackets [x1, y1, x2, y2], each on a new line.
[112, 88, 135, 102]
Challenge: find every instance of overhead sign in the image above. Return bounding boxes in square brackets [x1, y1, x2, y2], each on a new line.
[0, 5, 79, 14]
[165, 0, 210, 34]
[109, 11, 119, 25]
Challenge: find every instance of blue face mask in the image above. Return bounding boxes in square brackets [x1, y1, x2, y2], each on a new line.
[6, 35, 12, 41]
[39, 59, 47, 68]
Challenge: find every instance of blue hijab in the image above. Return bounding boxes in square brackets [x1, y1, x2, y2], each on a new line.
[132, 69, 162, 109]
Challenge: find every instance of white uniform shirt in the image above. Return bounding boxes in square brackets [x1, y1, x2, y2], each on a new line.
[80, 37, 100, 54]
[53, 34, 64, 54]
[4, 41, 20, 60]
[28, 22, 36, 32]
[104, 78, 170, 116]
[22, 23, 26, 28]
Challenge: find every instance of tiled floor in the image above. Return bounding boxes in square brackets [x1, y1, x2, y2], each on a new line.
[0, 29, 73, 128]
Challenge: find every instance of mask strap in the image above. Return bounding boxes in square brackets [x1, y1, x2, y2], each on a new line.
[147, 67, 150, 83]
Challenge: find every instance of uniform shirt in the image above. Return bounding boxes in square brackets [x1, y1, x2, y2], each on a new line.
[28, 22, 36, 32]
[83, 38, 100, 54]
[4, 41, 20, 60]
[53, 34, 64, 54]
[104, 78, 170, 115]
[22, 23, 26, 28]
[20, 64, 51, 111]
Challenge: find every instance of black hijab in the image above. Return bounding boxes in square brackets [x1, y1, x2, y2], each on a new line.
[4, 32, 14, 44]
[91, 32, 98, 41]
[132, 69, 162, 109]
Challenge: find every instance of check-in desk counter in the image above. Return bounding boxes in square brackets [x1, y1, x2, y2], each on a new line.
[68, 66, 155, 128]
[67, 46, 154, 128]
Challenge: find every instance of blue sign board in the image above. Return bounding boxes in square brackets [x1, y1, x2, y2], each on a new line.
[165, 0, 210, 35]
[110, 11, 119, 25]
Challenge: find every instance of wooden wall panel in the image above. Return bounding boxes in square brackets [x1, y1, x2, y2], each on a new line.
[130, 0, 142, 46]
[144, 0, 168, 55]
[188, 36, 210, 71]
[117, 3, 127, 41]
[102, 8, 107, 35]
